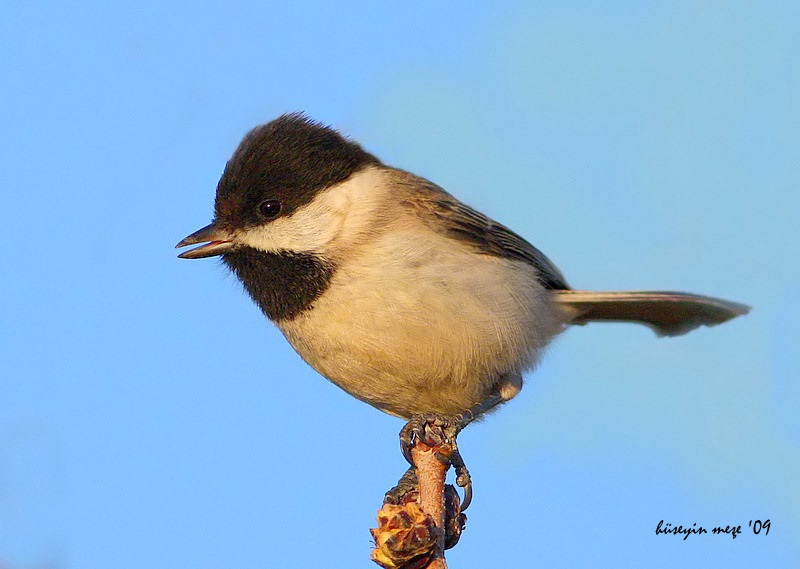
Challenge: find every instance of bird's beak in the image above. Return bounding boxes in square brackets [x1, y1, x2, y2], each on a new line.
[175, 222, 237, 259]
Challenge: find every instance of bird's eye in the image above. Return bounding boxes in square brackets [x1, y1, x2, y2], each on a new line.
[259, 199, 282, 219]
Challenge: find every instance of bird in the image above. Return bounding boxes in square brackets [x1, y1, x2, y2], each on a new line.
[176, 113, 749, 500]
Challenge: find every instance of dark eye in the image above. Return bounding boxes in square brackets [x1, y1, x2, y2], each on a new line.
[259, 199, 282, 219]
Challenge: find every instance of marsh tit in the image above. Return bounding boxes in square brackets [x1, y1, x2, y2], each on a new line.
[177, 113, 748, 438]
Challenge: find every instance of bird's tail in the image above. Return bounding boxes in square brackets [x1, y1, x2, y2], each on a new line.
[553, 290, 750, 337]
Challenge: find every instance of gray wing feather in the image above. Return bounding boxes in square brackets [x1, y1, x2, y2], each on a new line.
[405, 177, 569, 289]
[392, 171, 749, 335]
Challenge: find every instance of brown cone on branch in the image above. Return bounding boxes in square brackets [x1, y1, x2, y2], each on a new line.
[371, 428, 465, 569]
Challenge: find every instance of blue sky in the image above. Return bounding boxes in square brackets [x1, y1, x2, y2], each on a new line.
[2, 2, 798, 567]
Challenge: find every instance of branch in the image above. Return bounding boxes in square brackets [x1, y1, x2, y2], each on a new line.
[371, 426, 463, 569]
[411, 440, 449, 568]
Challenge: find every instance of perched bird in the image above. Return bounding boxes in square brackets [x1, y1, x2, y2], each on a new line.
[176, 113, 748, 478]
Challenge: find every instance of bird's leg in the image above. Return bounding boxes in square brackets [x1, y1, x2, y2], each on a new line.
[397, 392, 506, 511]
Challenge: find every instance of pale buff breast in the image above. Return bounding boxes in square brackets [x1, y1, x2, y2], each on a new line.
[276, 226, 565, 418]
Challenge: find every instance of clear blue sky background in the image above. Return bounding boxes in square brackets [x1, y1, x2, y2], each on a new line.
[2, 2, 798, 567]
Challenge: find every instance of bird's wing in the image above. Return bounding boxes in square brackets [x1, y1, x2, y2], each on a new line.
[402, 174, 569, 290]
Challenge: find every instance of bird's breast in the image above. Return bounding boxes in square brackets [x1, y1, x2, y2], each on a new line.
[275, 228, 564, 417]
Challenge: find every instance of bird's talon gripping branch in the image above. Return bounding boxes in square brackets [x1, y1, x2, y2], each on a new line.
[398, 413, 473, 512]
[399, 413, 460, 465]
[379, 426, 452, 568]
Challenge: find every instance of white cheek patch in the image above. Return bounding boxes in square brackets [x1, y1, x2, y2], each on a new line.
[238, 197, 343, 253]
[235, 166, 388, 255]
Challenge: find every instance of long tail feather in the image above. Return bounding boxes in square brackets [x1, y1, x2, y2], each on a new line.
[554, 290, 750, 337]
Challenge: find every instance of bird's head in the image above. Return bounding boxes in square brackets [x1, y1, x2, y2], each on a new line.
[176, 113, 381, 260]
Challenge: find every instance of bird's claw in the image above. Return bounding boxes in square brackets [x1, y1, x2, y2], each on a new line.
[450, 448, 472, 511]
[398, 413, 473, 511]
[399, 413, 459, 464]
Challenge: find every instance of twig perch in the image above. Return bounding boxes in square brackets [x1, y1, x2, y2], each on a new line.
[372, 425, 463, 569]
[410, 440, 450, 569]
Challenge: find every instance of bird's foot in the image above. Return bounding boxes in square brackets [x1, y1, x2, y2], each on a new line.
[399, 413, 459, 465]
[399, 413, 473, 511]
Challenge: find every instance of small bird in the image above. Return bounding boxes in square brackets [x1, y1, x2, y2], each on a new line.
[177, 113, 748, 475]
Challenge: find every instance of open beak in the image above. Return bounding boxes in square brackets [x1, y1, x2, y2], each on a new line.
[176, 222, 237, 259]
